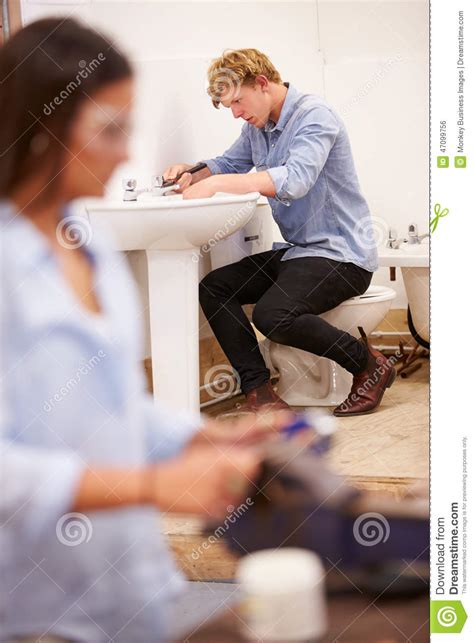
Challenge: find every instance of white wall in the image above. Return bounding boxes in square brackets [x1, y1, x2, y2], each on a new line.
[21, 0, 428, 306]
[318, 1, 429, 303]
[21, 1, 324, 192]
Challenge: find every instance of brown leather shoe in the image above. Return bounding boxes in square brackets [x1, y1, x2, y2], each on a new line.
[242, 381, 293, 414]
[333, 328, 397, 417]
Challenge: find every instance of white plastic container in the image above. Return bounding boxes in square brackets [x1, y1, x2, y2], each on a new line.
[237, 548, 328, 641]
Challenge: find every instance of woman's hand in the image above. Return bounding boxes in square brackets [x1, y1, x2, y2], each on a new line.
[150, 446, 261, 519]
[71, 445, 260, 519]
[192, 410, 294, 448]
[71, 413, 292, 518]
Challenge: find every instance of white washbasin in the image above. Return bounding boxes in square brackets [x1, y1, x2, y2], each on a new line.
[86, 191, 259, 412]
[85, 192, 259, 251]
[377, 238, 429, 343]
[377, 239, 429, 268]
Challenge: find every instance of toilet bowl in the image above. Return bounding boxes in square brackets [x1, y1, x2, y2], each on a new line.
[259, 285, 397, 407]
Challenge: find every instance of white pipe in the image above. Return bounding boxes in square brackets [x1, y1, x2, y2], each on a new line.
[373, 344, 417, 352]
[200, 380, 239, 394]
[371, 331, 411, 337]
[198, 342, 422, 409]
[200, 390, 241, 409]
[200, 378, 242, 409]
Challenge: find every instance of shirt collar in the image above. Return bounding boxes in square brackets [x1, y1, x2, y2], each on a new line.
[0, 199, 98, 271]
[264, 82, 301, 133]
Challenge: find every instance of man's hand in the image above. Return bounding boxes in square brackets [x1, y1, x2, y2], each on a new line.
[162, 163, 193, 182]
[182, 175, 220, 199]
[162, 163, 212, 193]
[160, 163, 192, 193]
[150, 446, 261, 519]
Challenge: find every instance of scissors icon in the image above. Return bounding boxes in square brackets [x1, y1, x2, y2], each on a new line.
[430, 203, 449, 233]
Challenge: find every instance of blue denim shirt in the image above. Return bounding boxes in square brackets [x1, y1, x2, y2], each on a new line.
[0, 201, 201, 642]
[204, 83, 378, 272]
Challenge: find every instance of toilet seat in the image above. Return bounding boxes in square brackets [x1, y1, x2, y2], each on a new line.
[338, 285, 397, 305]
[260, 284, 397, 407]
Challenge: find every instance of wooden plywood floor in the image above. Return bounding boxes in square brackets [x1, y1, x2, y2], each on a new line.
[328, 357, 429, 483]
[204, 355, 429, 483]
[163, 356, 429, 580]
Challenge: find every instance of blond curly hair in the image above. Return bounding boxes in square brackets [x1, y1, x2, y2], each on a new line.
[207, 48, 283, 108]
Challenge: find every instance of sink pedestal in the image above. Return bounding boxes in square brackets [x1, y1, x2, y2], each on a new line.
[85, 191, 260, 415]
[147, 249, 200, 413]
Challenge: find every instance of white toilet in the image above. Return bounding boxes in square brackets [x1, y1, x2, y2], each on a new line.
[259, 285, 397, 407]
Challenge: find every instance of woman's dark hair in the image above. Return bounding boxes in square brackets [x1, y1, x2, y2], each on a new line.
[0, 17, 132, 198]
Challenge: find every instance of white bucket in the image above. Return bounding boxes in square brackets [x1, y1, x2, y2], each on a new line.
[236, 548, 328, 641]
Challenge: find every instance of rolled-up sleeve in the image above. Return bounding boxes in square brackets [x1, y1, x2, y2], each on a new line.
[202, 124, 254, 175]
[267, 107, 340, 206]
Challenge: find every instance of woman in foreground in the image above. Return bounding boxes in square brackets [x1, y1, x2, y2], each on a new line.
[0, 18, 287, 642]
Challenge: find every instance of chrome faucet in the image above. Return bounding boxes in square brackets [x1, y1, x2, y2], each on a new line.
[407, 223, 429, 244]
[122, 176, 179, 201]
[150, 175, 180, 196]
[386, 224, 429, 248]
[122, 178, 148, 201]
[386, 228, 406, 249]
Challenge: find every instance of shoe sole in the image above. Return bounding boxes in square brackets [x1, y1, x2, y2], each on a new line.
[333, 366, 397, 417]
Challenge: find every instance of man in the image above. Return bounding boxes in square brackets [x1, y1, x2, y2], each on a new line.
[163, 48, 395, 417]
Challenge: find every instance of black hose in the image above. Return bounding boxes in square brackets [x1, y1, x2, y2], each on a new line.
[407, 305, 430, 350]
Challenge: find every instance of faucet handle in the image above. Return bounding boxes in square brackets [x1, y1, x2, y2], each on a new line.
[386, 228, 400, 249]
[407, 223, 420, 244]
[152, 175, 164, 189]
[386, 227, 396, 246]
[123, 178, 137, 191]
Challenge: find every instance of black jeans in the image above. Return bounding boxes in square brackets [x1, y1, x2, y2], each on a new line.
[199, 250, 373, 394]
